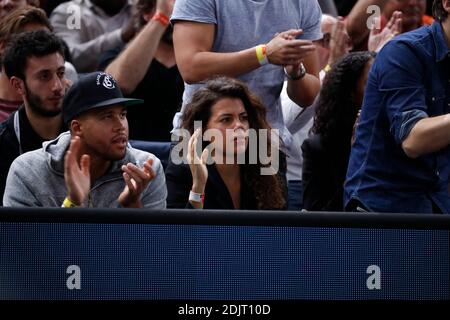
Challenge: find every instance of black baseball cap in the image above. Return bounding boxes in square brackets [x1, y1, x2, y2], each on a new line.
[62, 72, 143, 124]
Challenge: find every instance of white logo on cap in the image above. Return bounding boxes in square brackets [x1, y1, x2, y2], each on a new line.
[96, 73, 115, 89]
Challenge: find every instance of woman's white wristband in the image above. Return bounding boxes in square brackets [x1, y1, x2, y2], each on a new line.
[189, 190, 204, 203]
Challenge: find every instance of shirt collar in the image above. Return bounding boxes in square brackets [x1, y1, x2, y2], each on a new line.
[431, 22, 450, 62]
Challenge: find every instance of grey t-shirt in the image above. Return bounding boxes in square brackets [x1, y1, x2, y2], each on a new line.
[171, 0, 322, 150]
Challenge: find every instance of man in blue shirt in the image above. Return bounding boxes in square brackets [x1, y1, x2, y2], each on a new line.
[345, 0, 450, 214]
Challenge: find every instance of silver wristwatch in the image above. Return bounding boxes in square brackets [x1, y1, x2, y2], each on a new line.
[284, 62, 306, 81]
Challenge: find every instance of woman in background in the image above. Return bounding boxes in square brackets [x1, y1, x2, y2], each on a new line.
[302, 51, 376, 211]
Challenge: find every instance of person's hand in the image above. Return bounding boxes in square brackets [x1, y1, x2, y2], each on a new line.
[368, 11, 402, 52]
[187, 129, 209, 194]
[156, 0, 175, 16]
[118, 158, 156, 208]
[266, 29, 316, 66]
[328, 17, 352, 65]
[64, 136, 90, 206]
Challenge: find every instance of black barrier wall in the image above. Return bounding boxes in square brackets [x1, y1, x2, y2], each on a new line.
[0, 208, 449, 301]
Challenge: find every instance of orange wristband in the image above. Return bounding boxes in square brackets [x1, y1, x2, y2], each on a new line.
[152, 11, 170, 27]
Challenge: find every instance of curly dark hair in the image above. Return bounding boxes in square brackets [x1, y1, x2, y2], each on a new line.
[312, 51, 376, 149]
[181, 77, 286, 210]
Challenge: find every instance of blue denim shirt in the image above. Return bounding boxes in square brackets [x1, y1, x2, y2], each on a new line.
[344, 22, 450, 214]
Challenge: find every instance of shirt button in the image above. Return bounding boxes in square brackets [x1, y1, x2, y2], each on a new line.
[432, 97, 436, 102]
[436, 170, 440, 177]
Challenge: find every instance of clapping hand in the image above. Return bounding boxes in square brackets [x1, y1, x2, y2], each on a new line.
[368, 11, 402, 52]
[187, 129, 209, 195]
[118, 158, 156, 208]
[64, 136, 90, 206]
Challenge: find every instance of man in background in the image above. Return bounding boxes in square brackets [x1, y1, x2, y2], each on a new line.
[0, 30, 67, 205]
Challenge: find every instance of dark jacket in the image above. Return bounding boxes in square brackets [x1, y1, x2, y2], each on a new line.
[0, 107, 64, 206]
[301, 134, 350, 211]
[165, 159, 258, 210]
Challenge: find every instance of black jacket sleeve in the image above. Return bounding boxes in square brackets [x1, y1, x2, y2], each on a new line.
[301, 135, 345, 212]
[165, 157, 193, 209]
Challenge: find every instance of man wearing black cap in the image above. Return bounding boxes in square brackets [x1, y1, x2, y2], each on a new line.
[3, 71, 167, 208]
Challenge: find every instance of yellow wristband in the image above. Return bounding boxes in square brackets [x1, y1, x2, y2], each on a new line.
[255, 45, 268, 66]
[62, 197, 78, 208]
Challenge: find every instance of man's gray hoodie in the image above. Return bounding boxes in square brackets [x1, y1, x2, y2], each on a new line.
[3, 132, 167, 208]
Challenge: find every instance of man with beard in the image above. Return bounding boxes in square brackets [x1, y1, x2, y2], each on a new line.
[3, 71, 167, 208]
[0, 30, 67, 205]
[103, 0, 183, 142]
[0, 6, 78, 123]
[50, 0, 135, 72]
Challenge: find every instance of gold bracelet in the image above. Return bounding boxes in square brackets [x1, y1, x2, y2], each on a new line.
[62, 197, 78, 208]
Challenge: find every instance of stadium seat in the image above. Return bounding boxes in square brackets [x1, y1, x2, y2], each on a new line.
[129, 140, 171, 170]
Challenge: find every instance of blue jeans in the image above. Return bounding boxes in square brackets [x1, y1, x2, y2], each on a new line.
[288, 180, 303, 211]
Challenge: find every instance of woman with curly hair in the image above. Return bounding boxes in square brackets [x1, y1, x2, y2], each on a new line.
[166, 77, 286, 210]
[301, 51, 376, 211]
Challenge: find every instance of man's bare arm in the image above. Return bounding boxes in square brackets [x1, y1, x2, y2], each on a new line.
[174, 21, 316, 84]
[286, 52, 321, 107]
[402, 114, 450, 158]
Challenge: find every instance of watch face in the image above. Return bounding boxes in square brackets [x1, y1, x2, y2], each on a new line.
[284, 63, 306, 80]
[299, 63, 306, 77]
